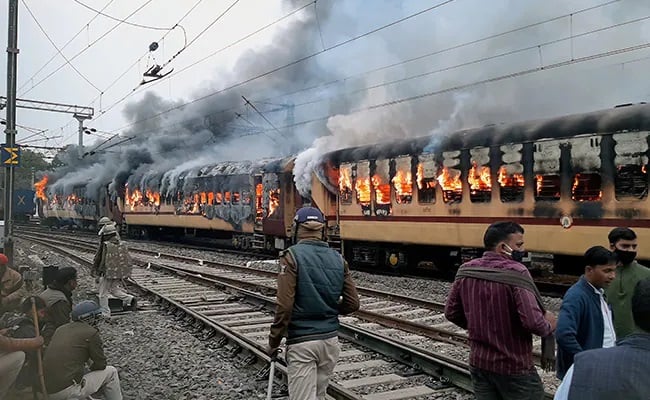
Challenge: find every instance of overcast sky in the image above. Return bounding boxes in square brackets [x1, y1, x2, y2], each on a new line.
[1, 0, 650, 163]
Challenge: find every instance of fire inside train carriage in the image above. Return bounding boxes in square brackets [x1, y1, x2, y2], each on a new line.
[119, 157, 304, 251]
[36, 176, 119, 228]
[309, 103, 650, 276]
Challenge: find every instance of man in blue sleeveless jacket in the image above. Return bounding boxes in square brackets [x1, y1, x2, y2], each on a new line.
[267, 206, 360, 400]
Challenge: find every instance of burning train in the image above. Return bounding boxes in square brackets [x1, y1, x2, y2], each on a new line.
[36, 103, 650, 275]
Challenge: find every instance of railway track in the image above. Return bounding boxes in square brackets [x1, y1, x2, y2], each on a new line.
[17, 231, 557, 399]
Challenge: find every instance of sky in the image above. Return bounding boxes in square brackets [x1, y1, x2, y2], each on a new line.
[1, 0, 650, 196]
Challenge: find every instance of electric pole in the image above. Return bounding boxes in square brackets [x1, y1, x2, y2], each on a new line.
[75, 113, 91, 158]
[3, 0, 18, 264]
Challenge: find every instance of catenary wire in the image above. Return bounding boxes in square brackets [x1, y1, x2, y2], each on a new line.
[71, 0, 173, 30]
[16, 0, 115, 94]
[21, 0, 102, 93]
[102, 0, 630, 139]
[107, 0, 456, 134]
[89, 0, 315, 124]
[20, 0, 156, 97]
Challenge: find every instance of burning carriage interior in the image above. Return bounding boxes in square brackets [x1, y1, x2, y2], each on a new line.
[321, 104, 650, 218]
[122, 159, 287, 229]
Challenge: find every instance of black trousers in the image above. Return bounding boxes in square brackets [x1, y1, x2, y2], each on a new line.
[470, 366, 545, 400]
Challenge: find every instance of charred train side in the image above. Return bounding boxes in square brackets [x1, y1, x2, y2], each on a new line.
[310, 103, 650, 275]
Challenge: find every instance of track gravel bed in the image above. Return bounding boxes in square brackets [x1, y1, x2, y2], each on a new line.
[13, 239, 270, 400]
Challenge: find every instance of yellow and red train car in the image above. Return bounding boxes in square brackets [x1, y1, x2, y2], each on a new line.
[311, 103, 650, 274]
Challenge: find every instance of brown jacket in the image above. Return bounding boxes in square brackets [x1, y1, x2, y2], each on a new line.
[268, 235, 360, 349]
[1, 267, 24, 313]
[43, 321, 107, 393]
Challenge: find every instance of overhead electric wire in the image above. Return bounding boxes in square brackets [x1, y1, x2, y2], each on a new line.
[71, 0, 173, 30]
[102, 0, 625, 138]
[274, 13, 650, 111]
[107, 0, 456, 134]
[90, 0, 315, 124]
[21, 0, 102, 93]
[17, 0, 115, 94]
[157, 0, 242, 71]
[103, 37, 650, 145]
[20, 0, 156, 97]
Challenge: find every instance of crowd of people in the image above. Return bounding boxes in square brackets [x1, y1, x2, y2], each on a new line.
[2, 211, 649, 400]
[0, 217, 135, 399]
[445, 223, 650, 400]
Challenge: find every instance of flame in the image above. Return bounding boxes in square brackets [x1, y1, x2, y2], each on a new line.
[145, 189, 160, 207]
[216, 192, 223, 204]
[208, 192, 214, 205]
[392, 170, 412, 203]
[536, 175, 543, 195]
[468, 162, 492, 190]
[200, 192, 207, 205]
[233, 192, 240, 204]
[34, 176, 49, 201]
[255, 183, 263, 222]
[355, 177, 371, 204]
[339, 168, 352, 192]
[571, 173, 603, 201]
[268, 189, 280, 217]
[436, 167, 462, 192]
[497, 167, 524, 187]
[643, 165, 647, 174]
[416, 163, 436, 190]
[372, 174, 391, 204]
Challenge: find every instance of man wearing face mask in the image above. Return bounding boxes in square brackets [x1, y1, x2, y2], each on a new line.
[445, 221, 556, 400]
[605, 227, 650, 339]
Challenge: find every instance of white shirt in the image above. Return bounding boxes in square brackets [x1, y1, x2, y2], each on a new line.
[588, 282, 616, 348]
[554, 365, 574, 400]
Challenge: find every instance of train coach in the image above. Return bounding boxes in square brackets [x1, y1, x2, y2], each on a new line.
[309, 103, 650, 275]
[119, 157, 304, 251]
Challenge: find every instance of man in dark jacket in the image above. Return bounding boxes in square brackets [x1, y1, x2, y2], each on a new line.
[445, 221, 556, 400]
[39, 267, 77, 330]
[267, 207, 360, 400]
[555, 246, 617, 379]
[43, 300, 122, 400]
[554, 277, 650, 400]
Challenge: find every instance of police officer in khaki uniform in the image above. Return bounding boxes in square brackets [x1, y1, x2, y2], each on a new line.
[93, 224, 135, 317]
[267, 207, 360, 400]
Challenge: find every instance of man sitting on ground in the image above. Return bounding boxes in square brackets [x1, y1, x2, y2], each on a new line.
[43, 300, 123, 400]
[40, 267, 77, 330]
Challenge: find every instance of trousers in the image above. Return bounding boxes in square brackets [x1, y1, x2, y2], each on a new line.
[286, 336, 339, 400]
[470, 366, 544, 400]
[0, 351, 25, 399]
[98, 278, 134, 317]
[49, 366, 122, 400]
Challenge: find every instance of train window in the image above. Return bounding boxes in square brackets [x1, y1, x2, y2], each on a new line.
[393, 156, 412, 204]
[615, 165, 648, 200]
[232, 192, 240, 205]
[498, 167, 524, 202]
[468, 162, 492, 203]
[373, 159, 392, 216]
[215, 192, 222, 205]
[199, 192, 207, 205]
[268, 189, 281, 218]
[438, 168, 462, 204]
[535, 175, 561, 201]
[417, 155, 436, 204]
[339, 164, 353, 204]
[224, 191, 231, 204]
[572, 173, 602, 201]
[355, 161, 371, 205]
[241, 191, 251, 205]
